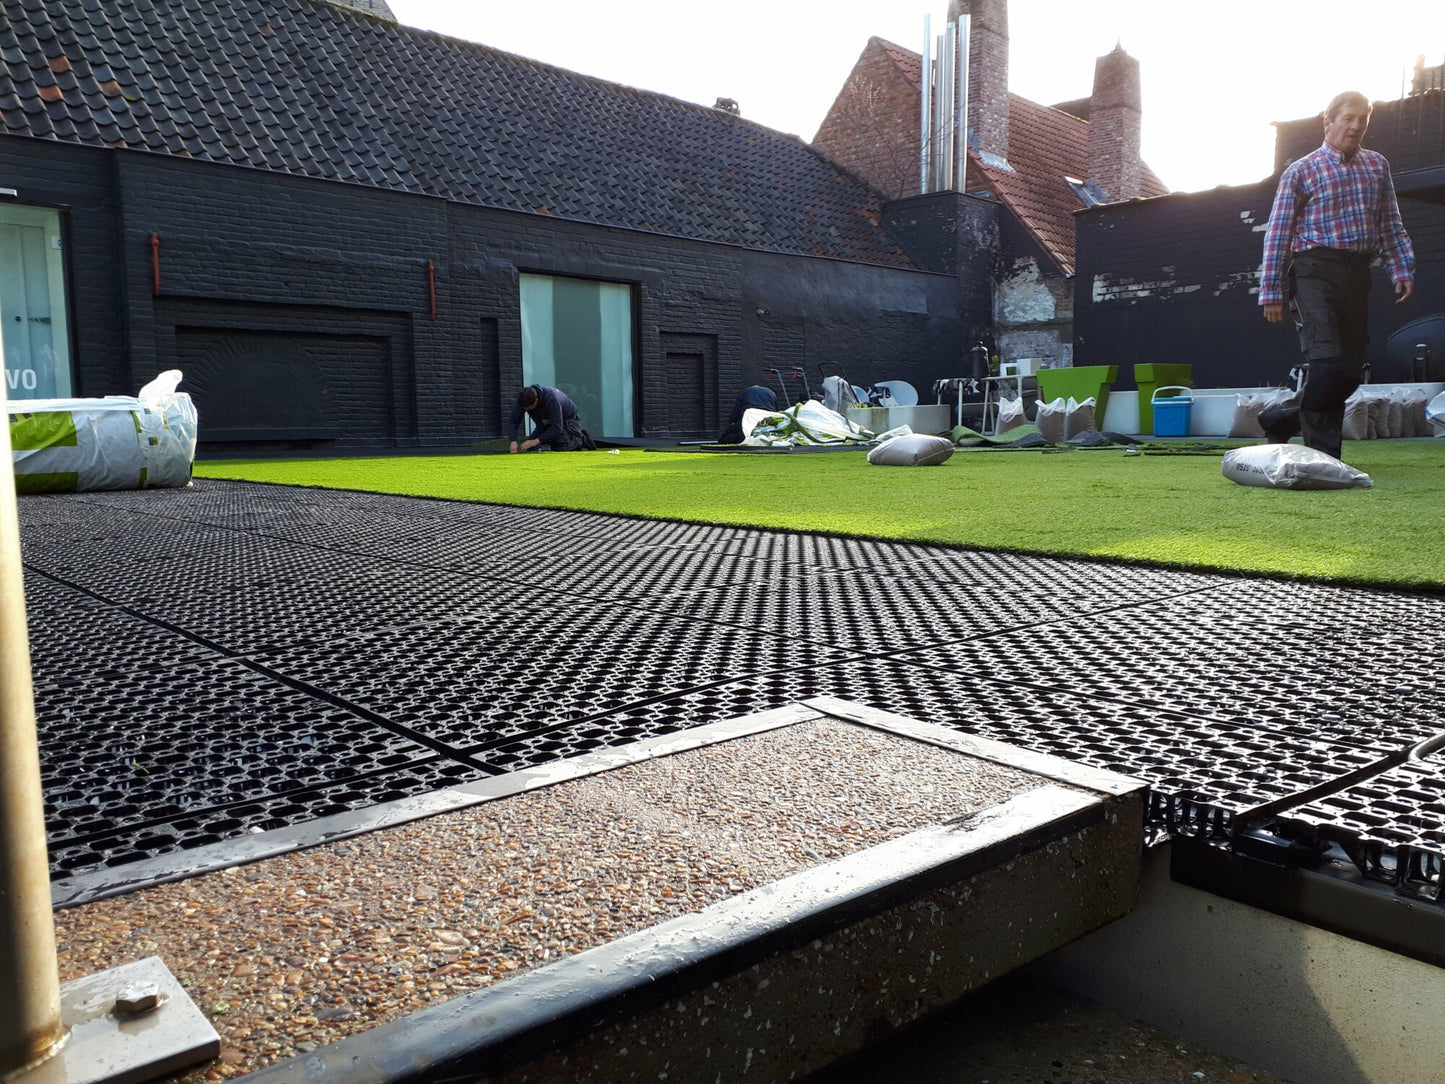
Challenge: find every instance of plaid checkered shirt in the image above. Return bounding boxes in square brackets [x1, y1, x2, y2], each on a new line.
[1258, 141, 1415, 306]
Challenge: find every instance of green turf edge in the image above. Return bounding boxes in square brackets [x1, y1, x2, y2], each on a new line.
[189, 465, 1445, 597]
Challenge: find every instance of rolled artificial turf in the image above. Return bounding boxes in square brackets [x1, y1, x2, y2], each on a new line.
[195, 440, 1445, 590]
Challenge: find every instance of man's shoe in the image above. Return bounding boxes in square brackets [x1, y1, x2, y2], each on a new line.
[1258, 403, 1292, 443]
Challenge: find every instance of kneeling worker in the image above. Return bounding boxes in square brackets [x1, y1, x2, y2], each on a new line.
[509, 384, 594, 452]
[717, 385, 778, 444]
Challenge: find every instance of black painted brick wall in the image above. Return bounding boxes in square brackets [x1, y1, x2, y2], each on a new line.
[1075, 179, 1445, 389]
[3, 138, 965, 445]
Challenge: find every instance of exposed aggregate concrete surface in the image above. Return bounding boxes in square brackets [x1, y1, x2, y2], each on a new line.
[54, 719, 1045, 1078]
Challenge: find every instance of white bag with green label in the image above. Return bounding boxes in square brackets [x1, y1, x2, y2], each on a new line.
[8, 370, 198, 493]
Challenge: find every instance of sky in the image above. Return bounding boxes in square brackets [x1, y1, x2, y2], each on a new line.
[385, 1, 1445, 194]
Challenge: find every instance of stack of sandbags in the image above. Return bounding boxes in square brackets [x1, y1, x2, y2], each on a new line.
[1342, 387, 1432, 440]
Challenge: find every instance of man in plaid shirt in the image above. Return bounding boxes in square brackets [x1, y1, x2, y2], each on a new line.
[1258, 90, 1415, 460]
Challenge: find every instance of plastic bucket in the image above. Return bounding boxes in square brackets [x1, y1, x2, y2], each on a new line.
[1151, 386, 1193, 437]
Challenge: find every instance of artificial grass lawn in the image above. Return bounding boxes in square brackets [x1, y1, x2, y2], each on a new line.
[195, 440, 1445, 590]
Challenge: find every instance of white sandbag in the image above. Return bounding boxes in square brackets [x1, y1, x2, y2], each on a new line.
[1033, 396, 1066, 443]
[9, 370, 198, 493]
[1365, 395, 1383, 440]
[867, 433, 954, 466]
[1380, 389, 1404, 439]
[820, 375, 857, 414]
[1221, 444, 1372, 490]
[1064, 396, 1097, 440]
[1228, 389, 1289, 439]
[996, 395, 1025, 433]
[1342, 389, 1370, 441]
[1396, 386, 1430, 438]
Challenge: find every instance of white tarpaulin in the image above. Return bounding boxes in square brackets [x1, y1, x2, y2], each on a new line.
[8, 370, 198, 493]
[740, 399, 884, 446]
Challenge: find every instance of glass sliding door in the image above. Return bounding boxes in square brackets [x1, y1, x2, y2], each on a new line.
[519, 273, 634, 440]
[0, 204, 72, 399]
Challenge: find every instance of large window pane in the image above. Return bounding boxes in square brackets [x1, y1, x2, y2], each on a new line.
[520, 273, 634, 439]
[0, 204, 72, 399]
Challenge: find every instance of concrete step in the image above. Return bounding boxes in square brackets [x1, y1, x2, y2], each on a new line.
[238, 697, 1147, 1082]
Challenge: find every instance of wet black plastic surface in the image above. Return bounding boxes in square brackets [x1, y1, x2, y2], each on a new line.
[19, 480, 1445, 893]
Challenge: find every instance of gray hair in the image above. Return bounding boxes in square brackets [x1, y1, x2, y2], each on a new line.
[1325, 91, 1371, 121]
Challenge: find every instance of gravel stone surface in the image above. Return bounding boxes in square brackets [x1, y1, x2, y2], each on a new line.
[54, 718, 1043, 1078]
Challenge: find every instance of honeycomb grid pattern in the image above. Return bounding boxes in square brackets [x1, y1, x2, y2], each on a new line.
[18, 480, 1445, 892]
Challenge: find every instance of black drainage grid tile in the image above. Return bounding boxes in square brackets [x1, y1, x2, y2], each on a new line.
[253, 601, 853, 753]
[24, 572, 222, 685]
[21, 518, 342, 585]
[888, 603, 1440, 747]
[18, 515, 238, 572]
[1142, 576, 1445, 640]
[673, 530, 959, 573]
[43, 551, 543, 657]
[1278, 755, 1445, 854]
[484, 544, 804, 602]
[463, 659, 1400, 838]
[35, 659, 441, 870]
[645, 572, 1095, 650]
[45, 755, 488, 880]
[203, 512, 661, 573]
[864, 545, 1228, 596]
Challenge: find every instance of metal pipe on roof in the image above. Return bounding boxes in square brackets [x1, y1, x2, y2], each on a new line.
[954, 15, 970, 191]
[920, 15, 932, 195]
[936, 29, 952, 192]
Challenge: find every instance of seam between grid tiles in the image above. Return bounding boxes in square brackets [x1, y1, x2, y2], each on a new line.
[25, 561, 857, 767]
[24, 565, 510, 770]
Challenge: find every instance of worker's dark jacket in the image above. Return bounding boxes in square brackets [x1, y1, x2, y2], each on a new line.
[717, 385, 779, 444]
[510, 385, 584, 449]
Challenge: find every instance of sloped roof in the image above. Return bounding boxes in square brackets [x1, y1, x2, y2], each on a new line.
[861, 37, 1169, 276]
[875, 37, 923, 88]
[973, 95, 1170, 276]
[0, 0, 913, 268]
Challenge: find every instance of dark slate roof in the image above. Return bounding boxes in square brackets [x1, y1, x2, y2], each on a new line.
[0, 0, 913, 268]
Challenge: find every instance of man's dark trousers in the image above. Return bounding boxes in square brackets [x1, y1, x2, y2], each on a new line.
[1263, 248, 1372, 460]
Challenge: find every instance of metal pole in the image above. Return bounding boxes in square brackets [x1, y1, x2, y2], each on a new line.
[0, 320, 66, 1073]
[936, 25, 947, 190]
[934, 31, 949, 191]
[919, 14, 932, 194]
[954, 15, 970, 191]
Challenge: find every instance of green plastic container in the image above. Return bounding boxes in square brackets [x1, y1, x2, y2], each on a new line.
[1133, 364, 1193, 435]
[1035, 365, 1119, 426]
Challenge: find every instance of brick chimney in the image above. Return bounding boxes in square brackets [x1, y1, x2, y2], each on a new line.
[957, 0, 1009, 165]
[1088, 44, 1142, 201]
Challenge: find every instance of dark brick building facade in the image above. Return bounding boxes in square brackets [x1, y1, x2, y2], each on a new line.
[1075, 90, 1445, 389]
[0, 0, 972, 447]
